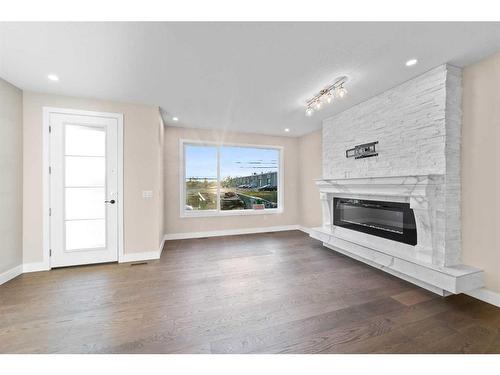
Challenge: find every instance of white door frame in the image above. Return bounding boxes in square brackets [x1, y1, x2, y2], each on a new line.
[43, 107, 124, 269]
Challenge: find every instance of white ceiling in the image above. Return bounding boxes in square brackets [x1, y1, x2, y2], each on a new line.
[1, 22, 500, 136]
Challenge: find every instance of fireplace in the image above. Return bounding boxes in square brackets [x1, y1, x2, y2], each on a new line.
[333, 198, 417, 245]
[310, 176, 483, 295]
[307, 65, 484, 295]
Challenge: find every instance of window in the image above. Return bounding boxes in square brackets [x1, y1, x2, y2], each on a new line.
[182, 141, 282, 216]
[184, 145, 218, 211]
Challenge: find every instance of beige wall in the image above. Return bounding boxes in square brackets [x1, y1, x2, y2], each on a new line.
[298, 130, 322, 228]
[23, 91, 162, 264]
[462, 52, 500, 293]
[164, 126, 300, 235]
[0, 78, 23, 274]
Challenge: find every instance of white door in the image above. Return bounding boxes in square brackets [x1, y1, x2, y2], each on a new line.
[49, 112, 119, 267]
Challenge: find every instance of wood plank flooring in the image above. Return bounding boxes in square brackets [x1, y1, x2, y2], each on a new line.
[0, 230, 499, 353]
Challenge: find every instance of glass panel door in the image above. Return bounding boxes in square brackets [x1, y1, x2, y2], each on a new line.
[49, 111, 119, 268]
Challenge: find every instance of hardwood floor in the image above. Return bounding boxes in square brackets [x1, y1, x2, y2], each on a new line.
[1, 230, 499, 353]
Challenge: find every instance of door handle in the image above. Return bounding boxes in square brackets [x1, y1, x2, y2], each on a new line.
[105, 199, 116, 204]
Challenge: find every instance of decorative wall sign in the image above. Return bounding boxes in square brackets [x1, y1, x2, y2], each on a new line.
[346, 141, 378, 159]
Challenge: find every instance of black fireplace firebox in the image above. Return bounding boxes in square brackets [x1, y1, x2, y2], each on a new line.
[333, 198, 417, 245]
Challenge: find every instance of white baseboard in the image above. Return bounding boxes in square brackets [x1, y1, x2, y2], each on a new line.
[0, 264, 23, 285]
[23, 260, 50, 273]
[22, 239, 167, 271]
[159, 236, 167, 254]
[297, 225, 312, 234]
[120, 238, 166, 263]
[120, 250, 162, 263]
[466, 287, 500, 307]
[163, 224, 301, 241]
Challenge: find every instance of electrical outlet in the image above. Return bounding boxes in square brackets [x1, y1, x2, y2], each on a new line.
[142, 190, 153, 199]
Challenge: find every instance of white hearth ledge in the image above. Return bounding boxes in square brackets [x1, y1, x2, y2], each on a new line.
[309, 226, 482, 296]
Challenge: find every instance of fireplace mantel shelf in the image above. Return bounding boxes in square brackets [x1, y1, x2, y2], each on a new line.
[315, 175, 445, 201]
[315, 174, 444, 185]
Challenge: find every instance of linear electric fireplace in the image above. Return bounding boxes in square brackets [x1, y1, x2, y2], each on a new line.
[333, 198, 417, 245]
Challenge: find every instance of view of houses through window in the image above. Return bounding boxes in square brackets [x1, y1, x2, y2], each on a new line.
[184, 143, 280, 213]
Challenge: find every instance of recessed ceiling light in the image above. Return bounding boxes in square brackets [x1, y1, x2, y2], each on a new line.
[172, 117, 179, 122]
[47, 74, 59, 81]
[284, 128, 290, 132]
[405, 59, 418, 67]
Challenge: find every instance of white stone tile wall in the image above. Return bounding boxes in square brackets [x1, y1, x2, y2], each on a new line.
[323, 65, 452, 179]
[322, 65, 462, 266]
[444, 65, 462, 265]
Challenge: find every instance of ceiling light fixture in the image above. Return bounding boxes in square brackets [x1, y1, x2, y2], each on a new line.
[305, 76, 348, 117]
[47, 74, 59, 82]
[324, 91, 333, 104]
[336, 84, 347, 99]
[405, 58, 418, 67]
[172, 117, 179, 122]
[284, 128, 290, 132]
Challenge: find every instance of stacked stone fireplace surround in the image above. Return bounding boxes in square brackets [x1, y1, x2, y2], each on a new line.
[310, 65, 483, 296]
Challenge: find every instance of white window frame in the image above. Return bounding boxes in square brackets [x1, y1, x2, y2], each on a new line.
[179, 139, 284, 218]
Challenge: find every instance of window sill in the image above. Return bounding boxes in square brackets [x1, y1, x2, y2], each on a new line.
[181, 208, 283, 218]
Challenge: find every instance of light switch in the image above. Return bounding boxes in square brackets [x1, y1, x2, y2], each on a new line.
[142, 190, 153, 199]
